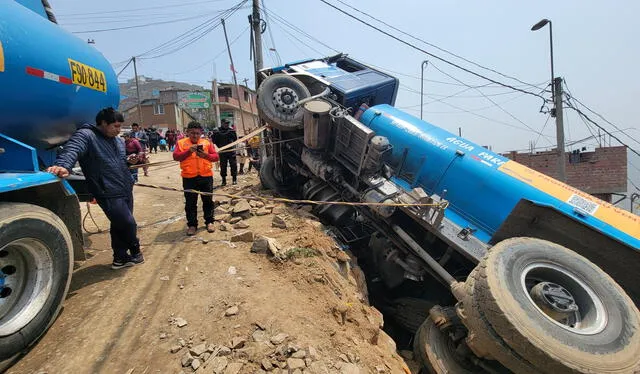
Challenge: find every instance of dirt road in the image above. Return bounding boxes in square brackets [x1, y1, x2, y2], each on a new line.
[8, 152, 411, 374]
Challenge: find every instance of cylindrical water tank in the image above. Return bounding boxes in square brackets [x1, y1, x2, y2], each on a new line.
[303, 100, 332, 150]
[0, 1, 119, 149]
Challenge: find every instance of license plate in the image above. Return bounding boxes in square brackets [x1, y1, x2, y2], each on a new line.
[68, 58, 107, 93]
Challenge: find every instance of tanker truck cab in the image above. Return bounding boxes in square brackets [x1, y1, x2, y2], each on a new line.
[257, 55, 640, 373]
[0, 0, 119, 363]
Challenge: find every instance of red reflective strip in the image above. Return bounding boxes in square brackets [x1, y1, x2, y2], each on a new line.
[26, 66, 44, 77]
[26, 66, 72, 85]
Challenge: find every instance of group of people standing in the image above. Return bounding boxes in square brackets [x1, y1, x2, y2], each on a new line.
[47, 107, 263, 269]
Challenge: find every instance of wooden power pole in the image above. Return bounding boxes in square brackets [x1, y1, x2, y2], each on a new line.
[221, 18, 246, 135]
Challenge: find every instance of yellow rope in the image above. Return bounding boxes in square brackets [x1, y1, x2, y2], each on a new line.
[134, 182, 449, 209]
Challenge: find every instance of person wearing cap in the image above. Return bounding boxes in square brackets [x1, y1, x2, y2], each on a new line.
[211, 119, 238, 186]
[173, 121, 219, 236]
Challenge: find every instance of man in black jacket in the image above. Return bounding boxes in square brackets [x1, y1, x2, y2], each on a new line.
[47, 107, 144, 270]
[211, 119, 238, 186]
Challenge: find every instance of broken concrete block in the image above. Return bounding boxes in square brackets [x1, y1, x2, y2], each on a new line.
[225, 305, 239, 316]
[191, 358, 201, 370]
[214, 206, 229, 216]
[218, 346, 232, 356]
[233, 221, 249, 229]
[230, 337, 246, 349]
[233, 200, 251, 214]
[255, 207, 270, 216]
[215, 214, 232, 222]
[174, 317, 188, 327]
[286, 358, 305, 370]
[270, 333, 289, 345]
[190, 343, 207, 357]
[272, 215, 287, 229]
[210, 356, 228, 374]
[224, 362, 243, 374]
[181, 352, 194, 367]
[231, 231, 254, 242]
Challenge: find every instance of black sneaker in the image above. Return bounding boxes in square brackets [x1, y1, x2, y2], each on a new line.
[130, 253, 145, 265]
[112, 257, 135, 270]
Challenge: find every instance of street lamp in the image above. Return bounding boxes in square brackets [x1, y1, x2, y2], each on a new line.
[531, 18, 554, 109]
[420, 60, 429, 120]
[532, 18, 567, 182]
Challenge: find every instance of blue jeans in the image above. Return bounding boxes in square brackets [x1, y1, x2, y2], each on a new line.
[96, 195, 140, 261]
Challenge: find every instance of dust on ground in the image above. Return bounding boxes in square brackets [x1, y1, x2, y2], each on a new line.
[8, 152, 413, 374]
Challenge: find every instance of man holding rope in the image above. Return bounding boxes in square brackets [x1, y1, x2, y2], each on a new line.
[173, 121, 219, 236]
[47, 107, 144, 270]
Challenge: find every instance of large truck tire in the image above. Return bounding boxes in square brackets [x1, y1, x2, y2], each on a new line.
[413, 315, 484, 374]
[464, 237, 640, 374]
[0, 203, 73, 360]
[257, 75, 310, 131]
[383, 297, 434, 333]
[259, 156, 279, 191]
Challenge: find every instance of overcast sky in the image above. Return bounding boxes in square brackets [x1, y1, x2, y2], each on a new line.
[50, 0, 640, 200]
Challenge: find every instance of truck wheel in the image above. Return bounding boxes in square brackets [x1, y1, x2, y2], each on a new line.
[0, 203, 73, 360]
[467, 237, 640, 373]
[257, 75, 310, 131]
[259, 156, 279, 191]
[413, 316, 484, 374]
[384, 297, 434, 333]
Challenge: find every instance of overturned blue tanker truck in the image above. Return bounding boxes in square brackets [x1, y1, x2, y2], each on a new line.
[0, 0, 119, 362]
[255, 54, 640, 373]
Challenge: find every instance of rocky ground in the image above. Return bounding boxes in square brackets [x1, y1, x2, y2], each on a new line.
[8, 152, 415, 374]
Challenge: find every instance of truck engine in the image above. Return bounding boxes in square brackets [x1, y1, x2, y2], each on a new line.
[255, 54, 640, 373]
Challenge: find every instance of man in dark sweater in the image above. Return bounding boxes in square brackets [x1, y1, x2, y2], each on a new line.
[47, 107, 144, 270]
[211, 119, 238, 186]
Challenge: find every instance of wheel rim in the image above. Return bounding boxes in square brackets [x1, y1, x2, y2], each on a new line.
[272, 87, 300, 115]
[0, 238, 54, 336]
[520, 262, 607, 335]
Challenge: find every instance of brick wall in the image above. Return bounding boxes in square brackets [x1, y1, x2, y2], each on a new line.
[502, 146, 628, 197]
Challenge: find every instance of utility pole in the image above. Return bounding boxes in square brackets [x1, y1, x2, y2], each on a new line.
[132, 56, 143, 125]
[242, 78, 258, 130]
[222, 18, 247, 135]
[252, 0, 263, 80]
[554, 77, 566, 182]
[212, 79, 221, 128]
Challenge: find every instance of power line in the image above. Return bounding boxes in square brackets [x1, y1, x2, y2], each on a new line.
[563, 80, 640, 149]
[116, 58, 134, 77]
[260, 0, 282, 66]
[70, 13, 215, 34]
[414, 91, 553, 137]
[58, 0, 231, 16]
[399, 83, 530, 99]
[150, 27, 249, 76]
[564, 103, 640, 158]
[532, 114, 552, 150]
[331, 0, 543, 90]
[136, 1, 247, 60]
[263, 8, 339, 54]
[268, 16, 328, 56]
[427, 60, 553, 144]
[319, 0, 550, 102]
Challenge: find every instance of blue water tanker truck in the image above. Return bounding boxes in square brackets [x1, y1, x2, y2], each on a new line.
[0, 0, 119, 361]
[256, 54, 640, 373]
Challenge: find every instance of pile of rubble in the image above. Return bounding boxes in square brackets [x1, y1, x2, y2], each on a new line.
[170, 321, 368, 374]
